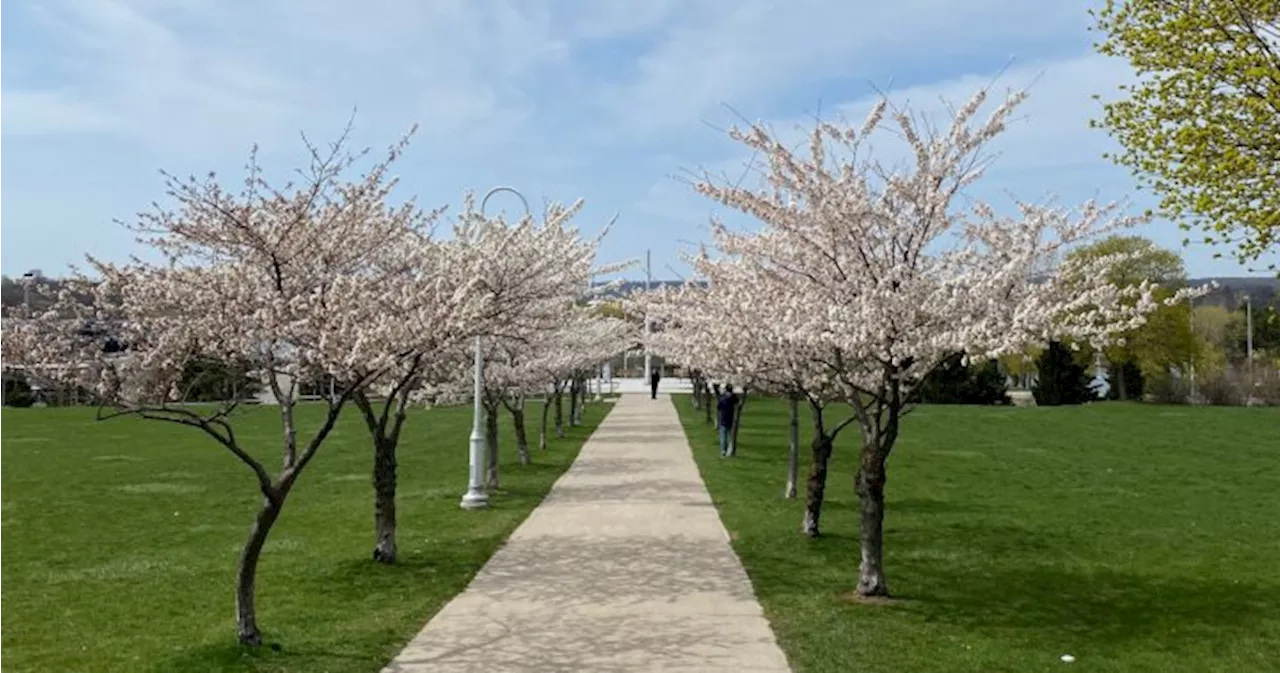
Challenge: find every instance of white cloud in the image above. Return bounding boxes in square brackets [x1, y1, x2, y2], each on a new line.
[2, 0, 1268, 277]
[597, 0, 1093, 136]
[624, 51, 1173, 273]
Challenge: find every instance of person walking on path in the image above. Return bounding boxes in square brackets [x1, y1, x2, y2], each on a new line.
[649, 367, 662, 399]
[717, 384, 738, 457]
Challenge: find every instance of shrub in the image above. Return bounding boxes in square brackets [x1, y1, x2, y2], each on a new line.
[1105, 358, 1145, 400]
[178, 358, 261, 402]
[1146, 371, 1190, 404]
[915, 353, 1011, 405]
[1032, 341, 1097, 406]
[1200, 367, 1247, 406]
[3, 373, 35, 408]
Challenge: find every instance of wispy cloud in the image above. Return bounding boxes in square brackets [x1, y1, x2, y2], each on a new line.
[1, 0, 1269, 277]
[1, 89, 116, 135]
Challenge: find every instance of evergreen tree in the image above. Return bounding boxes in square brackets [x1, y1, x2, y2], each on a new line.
[1032, 341, 1098, 406]
[1105, 358, 1146, 400]
[916, 352, 1011, 405]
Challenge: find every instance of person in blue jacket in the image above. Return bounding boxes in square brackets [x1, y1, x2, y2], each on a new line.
[717, 384, 738, 457]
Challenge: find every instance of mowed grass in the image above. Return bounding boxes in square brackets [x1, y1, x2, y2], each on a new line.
[675, 396, 1280, 673]
[1, 400, 606, 673]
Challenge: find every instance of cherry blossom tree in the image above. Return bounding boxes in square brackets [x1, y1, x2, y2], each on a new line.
[473, 306, 635, 488]
[1, 127, 433, 645]
[683, 86, 1204, 597]
[532, 309, 636, 446]
[349, 193, 608, 564]
[638, 268, 841, 511]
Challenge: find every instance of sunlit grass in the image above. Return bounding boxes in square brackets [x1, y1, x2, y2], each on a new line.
[2, 400, 605, 673]
[676, 396, 1280, 673]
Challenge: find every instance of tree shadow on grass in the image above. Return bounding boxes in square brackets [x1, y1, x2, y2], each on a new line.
[742, 519, 1280, 652]
[151, 641, 381, 673]
[888, 497, 989, 516]
[914, 563, 1280, 646]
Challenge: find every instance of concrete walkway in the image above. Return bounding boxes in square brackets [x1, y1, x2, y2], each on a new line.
[381, 394, 792, 673]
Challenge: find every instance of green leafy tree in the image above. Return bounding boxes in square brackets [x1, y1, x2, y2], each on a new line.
[1067, 235, 1196, 398]
[1091, 0, 1280, 268]
[999, 345, 1042, 389]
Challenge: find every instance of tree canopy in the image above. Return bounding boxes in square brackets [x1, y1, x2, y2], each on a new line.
[1091, 0, 1280, 269]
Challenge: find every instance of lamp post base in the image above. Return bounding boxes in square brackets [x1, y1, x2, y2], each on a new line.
[460, 489, 489, 510]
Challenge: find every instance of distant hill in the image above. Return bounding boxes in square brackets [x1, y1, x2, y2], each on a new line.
[6, 275, 1274, 308]
[1188, 277, 1278, 308]
[594, 277, 1277, 306]
[590, 280, 705, 298]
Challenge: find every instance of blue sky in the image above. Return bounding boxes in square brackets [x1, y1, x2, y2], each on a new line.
[3, 0, 1275, 280]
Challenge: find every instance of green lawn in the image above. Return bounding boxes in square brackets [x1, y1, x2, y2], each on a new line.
[1, 400, 605, 673]
[675, 396, 1280, 673]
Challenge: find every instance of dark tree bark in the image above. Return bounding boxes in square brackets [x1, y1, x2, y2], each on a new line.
[576, 376, 587, 423]
[224, 392, 346, 645]
[785, 393, 800, 499]
[566, 379, 577, 427]
[855, 449, 890, 596]
[504, 395, 531, 465]
[802, 401, 833, 537]
[727, 390, 748, 457]
[851, 383, 902, 598]
[485, 399, 500, 490]
[371, 438, 397, 562]
[554, 382, 566, 438]
[236, 494, 283, 646]
[352, 387, 412, 565]
[569, 377, 584, 426]
[704, 385, 714, 424]
[539, 392, 553, 450]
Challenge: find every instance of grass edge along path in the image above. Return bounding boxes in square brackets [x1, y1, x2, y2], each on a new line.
[673, 394, 1280, 673]
[1, 399, 610, 673]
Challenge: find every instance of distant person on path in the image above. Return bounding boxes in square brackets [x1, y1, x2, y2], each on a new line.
[649, 367, 662, 399]
[717, 385, 738, 457]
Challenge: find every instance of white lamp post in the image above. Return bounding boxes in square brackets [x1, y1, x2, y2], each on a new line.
[461, 186, 532, 510]
[460, 335, 489, 509]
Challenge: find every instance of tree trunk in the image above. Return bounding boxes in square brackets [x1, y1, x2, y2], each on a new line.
[1117, 362, 1129, 400]
[785, 394, 800, 499]
[576, 377, 586, 423]
[727, 391, 748, 457]
[372, 437, 397, 564]
[554, 385, 565, 438]
[352, 390, 406, 566]
[569, 378, 583, 426]
[485, 401, 500, 490]
[236, 494, 283, 646]
[509, 398, 530, 466]
[539, 393, 552, 450]
[704, 386, 714, 424]
[854, 451, 890, 596]
[803, 434, 833, 537]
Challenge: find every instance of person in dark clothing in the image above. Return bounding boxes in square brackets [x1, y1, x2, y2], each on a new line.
[717, 385, 738, 457]
[649, 367, 662, 399]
